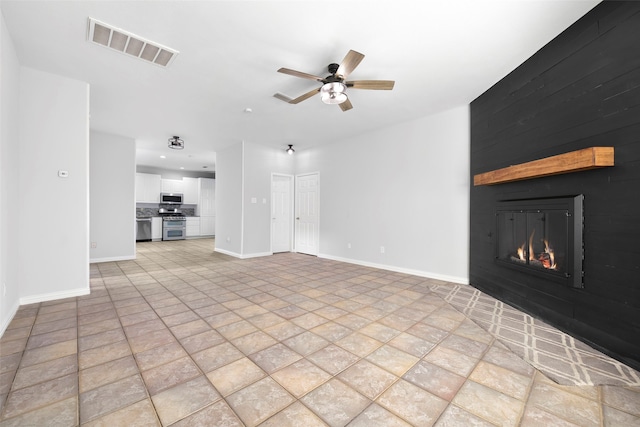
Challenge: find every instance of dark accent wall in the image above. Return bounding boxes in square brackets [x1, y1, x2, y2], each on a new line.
[470, 1, 640, 371]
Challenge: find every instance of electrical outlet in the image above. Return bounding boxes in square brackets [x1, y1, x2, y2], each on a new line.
[380, 246, 385, 254]
[226, 236, 231, 242]
[91, 242, 97, 248]
[347, 243, 351, 249]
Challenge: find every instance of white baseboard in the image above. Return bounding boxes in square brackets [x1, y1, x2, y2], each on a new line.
[0, 300, 20, 338]
[214, 248, 272, 259]
[19, 286, 90, 305]
[318, 253, 469, 285]
[90, 255, 135, 263]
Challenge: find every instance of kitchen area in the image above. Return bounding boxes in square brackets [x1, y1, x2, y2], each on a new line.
[135, 171, 215, 242]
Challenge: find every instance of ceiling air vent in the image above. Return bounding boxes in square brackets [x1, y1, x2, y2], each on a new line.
[87, 17, 178, 67]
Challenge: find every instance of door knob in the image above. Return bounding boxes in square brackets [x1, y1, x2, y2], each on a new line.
[296, 217, 300, 220]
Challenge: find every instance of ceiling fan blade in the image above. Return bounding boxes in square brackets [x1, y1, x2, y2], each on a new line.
[337, 50, 364, 78]
[346, 80, 395, 90]
[339, 98, 353, 112]
[273, 93, 293, 103]
[277, 67, 324, 82]
[289, 87, 320, 104]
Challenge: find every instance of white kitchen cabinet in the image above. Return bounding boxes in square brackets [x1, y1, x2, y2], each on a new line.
[186, 217, 200, 237]
[161, 179, 184, 194]
[152, 217, 163, 240]
[200, 216, 215, 236]
[183, 177, 199, 204]
[135, 173, 161, 203]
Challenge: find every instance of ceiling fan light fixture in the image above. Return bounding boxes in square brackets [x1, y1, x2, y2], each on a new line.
[168, 135, 184, 150]
[320, 82, 347, 105]
[286, 144, 295, 155]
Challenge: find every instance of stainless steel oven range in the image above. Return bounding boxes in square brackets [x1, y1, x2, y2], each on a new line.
[162, 216, 186, 241]
[159, 208, 186, 241]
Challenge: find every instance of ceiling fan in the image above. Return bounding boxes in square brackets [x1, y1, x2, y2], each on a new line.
[273, 49, 395, 112]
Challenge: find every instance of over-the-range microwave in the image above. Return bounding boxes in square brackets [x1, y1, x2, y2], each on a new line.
[160, 193, 183, 205]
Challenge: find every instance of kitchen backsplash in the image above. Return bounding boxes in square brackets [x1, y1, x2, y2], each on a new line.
[136, 204, 196, 217]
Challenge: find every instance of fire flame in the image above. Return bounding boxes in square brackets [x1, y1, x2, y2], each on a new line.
[513, 230, 557, 270]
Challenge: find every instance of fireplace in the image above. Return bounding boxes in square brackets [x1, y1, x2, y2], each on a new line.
[495, 195, 584, 288]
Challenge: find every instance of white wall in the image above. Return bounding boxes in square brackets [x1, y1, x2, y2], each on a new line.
[215, 142, 244, 256]
[296, 105, 470, 283]
[90, 130, 136, 262]
[242, 142, 295, 256]
[18, 67, 90, 303]
[0, 10, 21, 334]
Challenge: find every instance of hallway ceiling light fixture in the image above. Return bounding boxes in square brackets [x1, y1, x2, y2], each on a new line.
[286, 145, 295, 155]
[168, 135, 184, 150]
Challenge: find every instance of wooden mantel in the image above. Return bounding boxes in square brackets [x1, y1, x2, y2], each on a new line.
[473, 146, 614, 186]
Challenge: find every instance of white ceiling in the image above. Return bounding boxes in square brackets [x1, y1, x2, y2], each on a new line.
[1, 0, 600, 172]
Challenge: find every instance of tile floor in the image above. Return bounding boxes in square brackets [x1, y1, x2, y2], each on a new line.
[0, 238, 639, 426]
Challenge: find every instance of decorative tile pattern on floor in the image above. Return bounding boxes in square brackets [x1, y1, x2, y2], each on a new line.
[1, 238, 639, 426]
[430, 283, 640, 386]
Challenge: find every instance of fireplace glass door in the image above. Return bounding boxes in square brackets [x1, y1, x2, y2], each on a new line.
[495, 195, 583, 288]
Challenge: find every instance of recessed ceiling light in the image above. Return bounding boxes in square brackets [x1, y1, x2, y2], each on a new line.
[180, 167, 184, 170]
[244, 108, 253, 113]
[160, 155, 166, 159]
[203, 166, 208, 169]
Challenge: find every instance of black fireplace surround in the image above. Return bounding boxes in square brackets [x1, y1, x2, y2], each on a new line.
[470, 2, 640, 371]
[495, 196, 583, 289]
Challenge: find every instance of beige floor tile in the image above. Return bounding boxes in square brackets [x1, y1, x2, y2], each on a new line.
[134, 341, 189, 371]
[127, 329, 176, 354]
[259, 401, 328, 427]
[452, 380, 524, 427]
[271, 359, 332, 397]
[207, 357, 266, 396]
[301, 378, 371, 427]
[0, 397, 77, 427]
[192, 342, 244, 373]
[26, 327, 77, 350]
[3, 373, 77, 419]
[601, 385, 640, 416]
[82, 398, 160, 427]
[283, 331, 329, 356]
[338, 359, 398, 399]
[19, 339, 77, 368]
[78, 340, 132, 370]
[424, 345, 479, 377]
[434, 404, 496, 427]
[152, 375, 220, 426]
[179, 329, 226, 354]
[348, 403, 412, 427]
[217, 319, 258, 340]
[526, 380, 602, 426]
[307, 344, 360, 375]
[366, 345, 420, 377]
[171, 400, 244, 427]
[12, 354, 77, 390]
[264, 321, 305, 341]
[377, 379, 448, 426]
[469, 360, 532, 400]
[250, 343, 303, 374]
[79, 374, 147, 423]
[226, 377, 295, 427]
[79, 355, 139, 393]
[231, 331, 278, 355]
[141, 356, 201, 395]
[520, 404, 582, 427]
[602, 405, 640, 426]
[403, 359, 466, 401]
[336, 332, 383, 358]
[78, 328, 126, 352]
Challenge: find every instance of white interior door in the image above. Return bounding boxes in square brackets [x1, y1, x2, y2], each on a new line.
[295, 172, 319, 256]
[271, 174, 293, 253]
